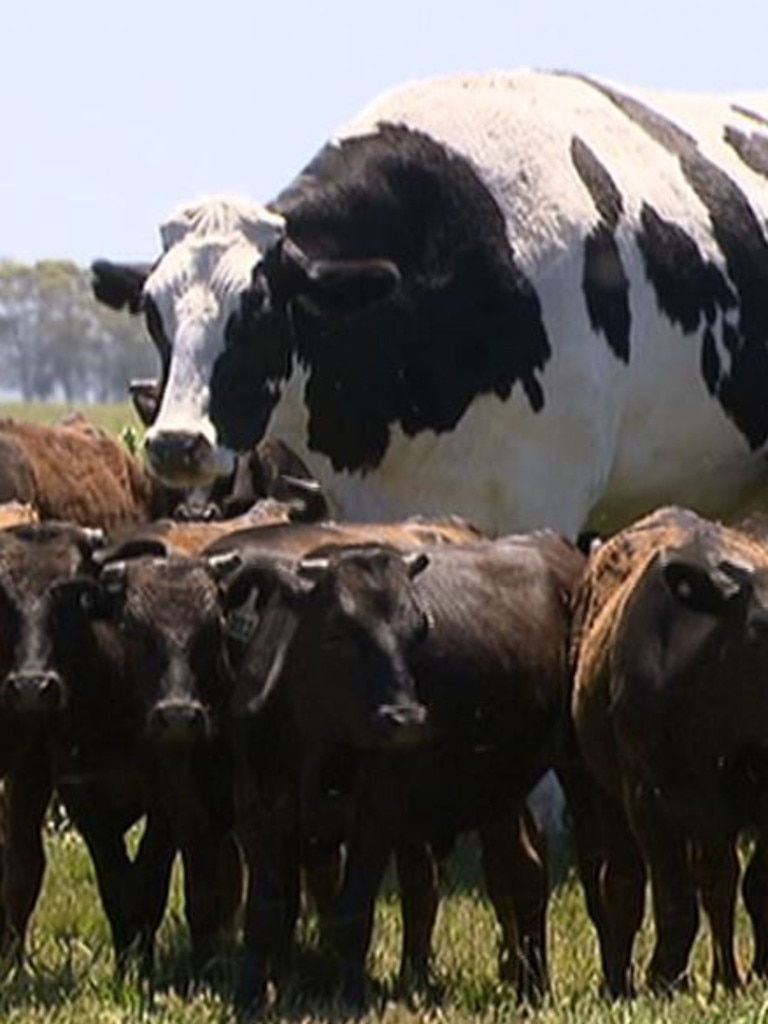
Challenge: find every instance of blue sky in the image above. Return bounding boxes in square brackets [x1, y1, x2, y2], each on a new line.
[2, 0, 765, 265]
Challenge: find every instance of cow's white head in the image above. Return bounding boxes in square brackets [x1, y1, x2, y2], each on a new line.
[148, 198, 286, 487]
[92, 194, 400, 489]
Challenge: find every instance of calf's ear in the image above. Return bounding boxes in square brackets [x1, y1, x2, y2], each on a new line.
[661, 552, 751, 612]
[224, 559, 313, 614]
[93, 537, 170, 567]
[91, 259, 151, 314]
[403, 551, 430, 578]
[207, 551, 242, 583]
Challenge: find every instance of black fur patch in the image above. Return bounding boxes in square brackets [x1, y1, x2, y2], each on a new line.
[571, 137, 631, 362]
[216, 124, 552, 473]
[637, 203, 736, 333]
[571, 136, 624, 228]
[571, 74, 768, 450]
[724, 126, 768, 180]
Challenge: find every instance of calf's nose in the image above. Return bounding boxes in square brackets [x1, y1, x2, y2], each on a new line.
[147, 699, 208, 744]
[3, 670, 65, 713]
[372, 702, 428, 749]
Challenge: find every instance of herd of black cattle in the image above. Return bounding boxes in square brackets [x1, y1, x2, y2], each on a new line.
[0, 413, 767, 1012]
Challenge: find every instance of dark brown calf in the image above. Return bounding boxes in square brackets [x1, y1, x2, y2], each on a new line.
[0, 522, 152, 964]
[224, 531, 583, 1010]
[570, 506, 768, 996]
[89, 550, 244, 973]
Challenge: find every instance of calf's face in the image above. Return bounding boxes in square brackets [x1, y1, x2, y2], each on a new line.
[0, 525, 105, 715]
[98, 555, 237, 746]
[616, 537, 768, 704]
[229, 546, 431, 751]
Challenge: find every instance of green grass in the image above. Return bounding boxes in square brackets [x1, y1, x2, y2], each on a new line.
[5, 827, 768, 1023]
[0, 402, 138, 437]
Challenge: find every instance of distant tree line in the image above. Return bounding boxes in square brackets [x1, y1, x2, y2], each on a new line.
[0, 261, 157, 403]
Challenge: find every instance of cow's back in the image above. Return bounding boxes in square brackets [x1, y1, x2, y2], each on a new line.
[400, 535, 585, 789]
[0, 419, 156, 530]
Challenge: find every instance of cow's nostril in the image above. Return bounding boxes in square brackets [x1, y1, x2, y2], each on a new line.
[372, 703, 428, 749]
[3, 671, 64, 712]
[147, 700, 208, 743]
[144, 430, 218, 488]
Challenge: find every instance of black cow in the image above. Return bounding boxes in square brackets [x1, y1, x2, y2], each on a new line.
[0, 522, 244, 979]
[86, 548, 245, 975]
[223, 532, 584, 1010]
[0, 521, 157, 967]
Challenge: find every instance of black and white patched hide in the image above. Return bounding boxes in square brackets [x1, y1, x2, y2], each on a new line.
[93, 72, 768, 538]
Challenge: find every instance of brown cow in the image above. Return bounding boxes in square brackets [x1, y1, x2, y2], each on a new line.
[0, 418, 173, 530]
[106, 512, 483, 562]
[0, 416, 330, 535]
[570, 505, 768, 997]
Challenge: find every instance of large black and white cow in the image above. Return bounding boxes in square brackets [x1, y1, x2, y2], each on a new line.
[93, 71, 768, 537]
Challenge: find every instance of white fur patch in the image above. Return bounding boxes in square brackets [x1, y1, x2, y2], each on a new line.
[145, 197, 286, 455]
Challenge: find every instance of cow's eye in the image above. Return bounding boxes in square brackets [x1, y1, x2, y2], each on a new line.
[119, 615, 143, 640]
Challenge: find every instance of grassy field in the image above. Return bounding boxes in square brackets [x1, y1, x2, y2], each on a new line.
[0, 402, 138, 437]
[1, 825, 768, 1024]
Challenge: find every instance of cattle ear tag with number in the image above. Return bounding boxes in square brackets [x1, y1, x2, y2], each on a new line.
[226, 589, 260, 644]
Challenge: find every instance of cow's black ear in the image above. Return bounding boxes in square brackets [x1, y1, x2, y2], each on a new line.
[92, 536, 170, 568]
[225, 558, 312, 613]
[269, 239, 400, 317]
[662, 553, 750, 613]
[297, 257, 401, 316]
[403, 551, 430, 579]
[91, 260, 151, 314]
[128, 378, 160, 427]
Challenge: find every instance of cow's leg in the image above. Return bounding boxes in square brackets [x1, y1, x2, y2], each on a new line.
[479, 804, 549, 1004]
[60, 782, 143, 973]
[630, 793, 698, 994]
[328, 822, 392, 1009]
[235, 784, 300, 1013]
[2, 758, 52, 959]
[743, 838, 768, 977]
[132, 810, 177, 977]
[509, 804, 549, 1003]
[692, 839, 741, 994]
[555, 724, 608, 955]
[597, 792, 646, 998]
[181, 831, 243, 977]
[303, 843, 343, 925]
[394, 837, 439, 994]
